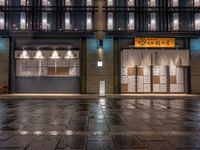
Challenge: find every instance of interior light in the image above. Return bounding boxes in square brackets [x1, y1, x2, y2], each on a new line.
[34, 50, 44, 59]
[65, 50, 74, 59]
[50, 50, 60, 59]
[20, 50, 30, 59]
[97, 61, 103, 67]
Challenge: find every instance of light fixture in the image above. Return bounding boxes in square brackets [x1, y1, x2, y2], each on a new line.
[98, 40, 103, 48]
[65, 50, 74, 59]
[20, 50, 30, 59]
[50, 50, 60, 59]
[34, 50, 44, 59]
[97, 61, 103, 67]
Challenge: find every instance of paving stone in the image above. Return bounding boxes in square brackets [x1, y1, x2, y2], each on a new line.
[112, 135, 146, 149]
[87, 140, 115, 150]
[57, 135, 86, 149]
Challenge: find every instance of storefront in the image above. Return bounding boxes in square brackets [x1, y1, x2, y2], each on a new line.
[11, 38, 81, 93]
[120, 38, 190, 93]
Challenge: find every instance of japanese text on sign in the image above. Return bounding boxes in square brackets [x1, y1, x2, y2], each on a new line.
[135, 38, 175, 48]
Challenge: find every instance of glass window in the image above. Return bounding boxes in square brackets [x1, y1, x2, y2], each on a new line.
[127, 0, 134, 6]
[128, 13, 134, 30]
[107, 12, 114, 30]
[0, 12, 4, 30]
[195, 13, 200, 31]
[86, 12, 92, 30]
[172, 13, 179, 31]
[194, 0, 200, 7]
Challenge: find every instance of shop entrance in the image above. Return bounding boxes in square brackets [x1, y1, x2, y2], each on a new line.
[121, 49, 189, 93]
[14, 48, 80, 93]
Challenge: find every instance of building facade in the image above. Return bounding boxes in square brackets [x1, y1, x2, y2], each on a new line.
[0, 0, 199, 94]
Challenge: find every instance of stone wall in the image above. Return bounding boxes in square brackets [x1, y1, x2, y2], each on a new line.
[86, 38, 114, 94]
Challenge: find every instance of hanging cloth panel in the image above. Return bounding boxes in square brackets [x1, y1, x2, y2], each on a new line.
[122, 49, 189, 67]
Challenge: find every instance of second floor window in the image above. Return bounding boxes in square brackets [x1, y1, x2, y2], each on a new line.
[194, 0, 200, 7]
[0, 0, 5, 6]
[65, 0, 71, 6]
[127, 0, 134, 6]
[195, 13, 200, 31]
[0, 12, 4, 30]
[171, 0, 179, 7]
[148, 0, 156, 7]
[107, 12, 113, 30]
[65, 12, 71, 30]
[107, 0, 114, 6]
[149, 13, 156, 31]
[128, 13, 134, 30]
[86, 12, 92, 30]
[172, 13, 179, 31]
[20, 12, 26, 30]
[21, 0, 26, 6]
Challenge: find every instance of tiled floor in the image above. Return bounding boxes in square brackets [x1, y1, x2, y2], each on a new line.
[0, 98, 200, 149]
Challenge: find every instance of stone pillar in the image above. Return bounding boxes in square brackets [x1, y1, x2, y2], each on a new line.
[191, 50, 200, 93]
[86, 38, 114, 94]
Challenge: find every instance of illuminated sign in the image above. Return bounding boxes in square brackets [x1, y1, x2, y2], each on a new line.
[135, 38, 175, 48]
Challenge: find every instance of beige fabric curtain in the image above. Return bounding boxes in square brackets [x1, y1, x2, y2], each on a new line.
[122, 49, 189, 66]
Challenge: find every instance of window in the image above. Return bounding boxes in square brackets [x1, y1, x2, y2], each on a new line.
[65, 0, 71, 6]
[107, 12, 113, 30]
[65, 12, 70, 30]
[148, 0, 156, 7]
[20, 12, 26, 30]
[0, 12, 4, 30]
[86, 0, 92, 6]
[172, 13, 179, 31]
[194, 0, 200, 7]
[21, 0, 26, 6]
[42, 0, 50, 6]
[42, 12, 48, 30]
[195, 13, 200, 31]
[0, 0, 5, 6]
[149, 13, 156, 31]
[128, 13, 134, 30]
[107, 0, 113, 6]
[86, 12, 92, 30]
[127, 0, 134, 6]
[171, 0, 179, 7]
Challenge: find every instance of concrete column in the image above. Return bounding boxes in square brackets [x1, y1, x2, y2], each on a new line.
[191, 51, 200, 93]
[94, 0, 105, 40]
[86, 38, 114, 94]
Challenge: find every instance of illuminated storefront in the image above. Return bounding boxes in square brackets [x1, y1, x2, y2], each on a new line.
[120, 38, 189, 93]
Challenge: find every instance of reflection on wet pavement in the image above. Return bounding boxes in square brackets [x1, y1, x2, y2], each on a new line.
[0, 98, 200, 149]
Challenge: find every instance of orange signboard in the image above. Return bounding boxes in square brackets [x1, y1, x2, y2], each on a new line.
[135, 38, 175, 48]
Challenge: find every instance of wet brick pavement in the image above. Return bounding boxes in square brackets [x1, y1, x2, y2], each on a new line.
[0, 98, 200, 149]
